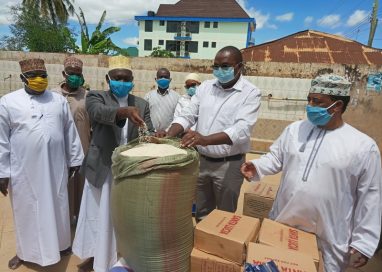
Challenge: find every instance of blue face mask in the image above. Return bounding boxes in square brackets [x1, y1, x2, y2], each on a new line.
[186, 86, 196, 96]
[109, 79, 134, 98]
[213, 67, 235, 84]
[306, 102, 337, 126]
[156, 78, 171, 89]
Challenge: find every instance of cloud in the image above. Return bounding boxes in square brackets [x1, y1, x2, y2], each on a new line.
[236, 0, 275, 30]
[0, 1, 17, 25]
[0, 0, 180, 25]
[275, 12, 294, 22]
[304, 16, 314, 27]
[346, 10, 369, 27]
[70, 0, 180, 25]
[0, 0, 279, 30]
[0, 16, 10, 25]
[317, 14, 341, 28]
[123, 37, 138, 46]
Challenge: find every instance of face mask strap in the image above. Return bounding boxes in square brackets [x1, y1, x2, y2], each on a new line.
[326, 101, 339, 117]
[21, 74, 29, 84]
[326, 101, 338, 110]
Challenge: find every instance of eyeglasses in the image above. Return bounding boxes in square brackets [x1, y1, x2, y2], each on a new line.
[184, 83, 197, 88]
[211, 62, 242, 71]
[23, 73, 48, 79]
[211, 64, 233, 70]
[65, 72, 82, 77]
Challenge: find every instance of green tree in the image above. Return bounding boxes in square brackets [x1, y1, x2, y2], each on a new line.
[22, 0, 75, 25]
[118, 49, 130, 57]
[76, 8, 121, 55]
[150, 47, 175, 58]
[0, 5, 77, 52]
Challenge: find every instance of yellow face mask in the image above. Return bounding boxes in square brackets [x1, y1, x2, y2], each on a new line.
[24, 76, 48, 93]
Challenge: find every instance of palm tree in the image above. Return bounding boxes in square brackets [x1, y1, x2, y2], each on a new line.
[22, 0, 75, 25]
[76, 8, 121, 55]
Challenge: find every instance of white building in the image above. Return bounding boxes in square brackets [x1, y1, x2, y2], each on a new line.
[135, 0, 256, 59]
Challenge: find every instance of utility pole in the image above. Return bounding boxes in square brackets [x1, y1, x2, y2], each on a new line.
[368, 0, 379, 47]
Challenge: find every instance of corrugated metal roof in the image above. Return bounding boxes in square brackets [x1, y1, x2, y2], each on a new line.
[156, 0, 250, 18]
[241, 30, 382, 65]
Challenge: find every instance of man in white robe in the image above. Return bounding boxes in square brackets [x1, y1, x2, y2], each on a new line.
[73, 56, 151, 272]
[241, 74, 382, 271]
[173, 73, 201, 122]
[0, 58, 84, 269]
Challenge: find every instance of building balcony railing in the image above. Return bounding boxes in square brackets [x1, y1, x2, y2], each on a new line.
[176, 51, 190, 59]
[174, 32, 192, 41]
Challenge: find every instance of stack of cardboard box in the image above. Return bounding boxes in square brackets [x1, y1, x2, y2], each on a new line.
[249, 218, 320, 272]
[191, 209, 261, 272]
[191, 209, 321, 272]
[242, 181, 322, 271]
[258, 219, 320, 269]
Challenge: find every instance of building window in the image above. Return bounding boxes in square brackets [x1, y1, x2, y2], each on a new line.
[213, 22, 218, 28]
[144, 39, 152, 51]
[166, 40, 179, 52]
[186, 21, 199, 33]
[186, 41, 198, 53]
[204, 22, 210, 28]
[158, 40, 164, 46]
[166, 21, 199, 33]
[159, 20, 165, 26]
[145, 20, 153, 32]
[212, 42, 216, 48]
[203, 41, 209, 48]
[167, 21, 181, 33]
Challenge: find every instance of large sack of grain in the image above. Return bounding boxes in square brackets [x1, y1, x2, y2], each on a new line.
[111, 138, 199, 272]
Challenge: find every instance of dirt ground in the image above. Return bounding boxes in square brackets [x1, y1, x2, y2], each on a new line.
[0, 153, 381, 271]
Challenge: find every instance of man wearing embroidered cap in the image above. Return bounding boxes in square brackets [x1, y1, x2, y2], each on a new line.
[173, 73, 201, 122]
[0, 58, 84, 269]
[72, 55, 153, 272]
[53, 56, 91, 225]
[241, 74, 382, 271]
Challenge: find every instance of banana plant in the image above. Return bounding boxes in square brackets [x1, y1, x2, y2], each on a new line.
[76, 8, 121, 55]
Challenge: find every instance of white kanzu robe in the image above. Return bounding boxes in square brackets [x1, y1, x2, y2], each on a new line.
[0, 89, 84, 266]
[73, 95, 128, 272]
[252, 120, 382, 271]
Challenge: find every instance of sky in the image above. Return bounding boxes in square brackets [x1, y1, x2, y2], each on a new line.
[0, 0, 381, 49]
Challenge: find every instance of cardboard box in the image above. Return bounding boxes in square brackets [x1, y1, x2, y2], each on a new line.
[258, 219, 320, 268]
[191, 248, 243, 272]
[318, 251, 324, 272]
[246, 243, 317, 272]
[194, 209, 261, 265]
[243, 182, 279, 220]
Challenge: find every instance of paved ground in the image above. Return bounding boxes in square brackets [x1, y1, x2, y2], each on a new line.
[0, 153, 381, 271]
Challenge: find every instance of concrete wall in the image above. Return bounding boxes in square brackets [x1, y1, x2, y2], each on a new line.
[1, 51, 381, 152]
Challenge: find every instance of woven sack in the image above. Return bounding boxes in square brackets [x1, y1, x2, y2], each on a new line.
[111, 138, 199, 272]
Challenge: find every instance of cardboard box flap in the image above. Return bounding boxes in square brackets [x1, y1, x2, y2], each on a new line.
[244, 182, 279, 199]
[247, 243, 317, 272]
[194, 209, 261, 264]
[196, 210, 261, 243]
[258, 219, 320, 262]
[191, 248, 238, 264]
[191, 248, 243, 272]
